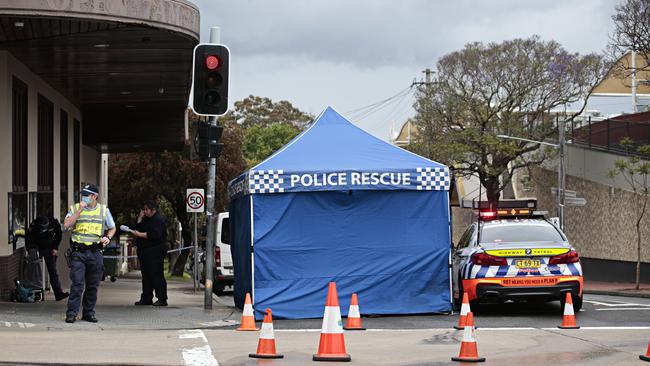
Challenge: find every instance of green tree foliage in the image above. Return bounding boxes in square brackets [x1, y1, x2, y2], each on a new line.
[231, 95, 313, 129]
[221, 95, 312, 168]
[410, 36, 607, 206]
[242, 123, 300, 167]
[609, 138, 650, 290]
[108, 119, 246, 276]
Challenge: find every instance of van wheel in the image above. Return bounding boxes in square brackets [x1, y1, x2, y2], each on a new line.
[213, 283, 225, 296]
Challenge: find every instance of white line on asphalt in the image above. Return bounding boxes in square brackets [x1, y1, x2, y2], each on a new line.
[179, 329, 208, 342]
[178, 330, 218, 366]
[594, 308, 650, 311]
[276, 326, 650, 332]
[181, 345, 218, 366]
[584, 300, 650, 307]
[542, 326, 650, 330]
[0, 321, 34, 328]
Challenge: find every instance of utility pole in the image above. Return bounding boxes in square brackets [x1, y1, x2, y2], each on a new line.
[557, 115, 566, 231]
[204, 26, 220, 310]
[412, 69, 434, 157]
[632, 50, 638, 113]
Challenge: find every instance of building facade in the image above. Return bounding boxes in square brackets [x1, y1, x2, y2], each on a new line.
[0, 0, 199, 298]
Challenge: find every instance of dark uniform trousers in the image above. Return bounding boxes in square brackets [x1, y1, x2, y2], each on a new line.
[66, 248, 103, 317]
[43, 253, 64, 296]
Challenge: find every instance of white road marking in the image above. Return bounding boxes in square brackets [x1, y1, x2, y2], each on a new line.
[179, 329, 208, 342]
[542, 326, 650, 330]
[178, 330, 218, 366]
[277, 326, 650, 332]
[585, 300, 650, 307]
[0, 321, 34, 328]
[181, 345, 218, 366]
[594, 308, 650, 311]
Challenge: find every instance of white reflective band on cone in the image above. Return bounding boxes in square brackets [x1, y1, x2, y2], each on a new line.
[259, 322, 275, 340]
[321, 306, 344, 334]
[348, 305, 360, 318]
[460, 302, 470, 315]
[564, 304, 575, 316]
[243, 304, 254, 316]
[462, 325, 476, 342]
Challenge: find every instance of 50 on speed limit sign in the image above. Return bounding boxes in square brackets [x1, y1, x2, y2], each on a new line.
[186, 189, 205, 213]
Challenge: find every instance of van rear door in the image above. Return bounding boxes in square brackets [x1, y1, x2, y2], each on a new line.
[216, 212, 233, 277]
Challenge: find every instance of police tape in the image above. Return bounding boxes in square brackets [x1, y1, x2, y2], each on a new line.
[102, 245, 196, 259]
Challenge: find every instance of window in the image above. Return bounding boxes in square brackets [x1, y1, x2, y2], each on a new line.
[480, 223, 565, 244]
[456, 225, 475, 249]
[37, 94, 54, 216]
[12, 77, 27, 192]
[60, 110, 68, 218]
[10, 77, 28, 248]
[73, 119, 80, 203]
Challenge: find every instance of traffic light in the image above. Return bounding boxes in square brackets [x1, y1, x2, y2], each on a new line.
[195, 123, 224, 160]
[192, 44, 230, 116]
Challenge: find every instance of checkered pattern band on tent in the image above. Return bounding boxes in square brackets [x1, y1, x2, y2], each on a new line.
[416, 167, 450, 190]
[248, 170, 285, 194]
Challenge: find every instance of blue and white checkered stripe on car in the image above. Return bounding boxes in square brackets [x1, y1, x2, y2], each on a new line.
[463, 258, 583, 279]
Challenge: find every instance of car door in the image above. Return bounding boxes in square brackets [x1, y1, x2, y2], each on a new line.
[452, 224, 476, 297]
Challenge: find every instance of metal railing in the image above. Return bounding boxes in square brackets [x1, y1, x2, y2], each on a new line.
[570, 116, 650, 158]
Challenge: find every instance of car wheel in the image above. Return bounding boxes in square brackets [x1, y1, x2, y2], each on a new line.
[560, 292, 582, 312]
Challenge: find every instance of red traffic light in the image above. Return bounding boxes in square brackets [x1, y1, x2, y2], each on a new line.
[205, 55, 220, 70]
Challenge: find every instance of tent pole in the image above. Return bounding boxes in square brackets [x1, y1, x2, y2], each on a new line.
[250, 194, 255, 303]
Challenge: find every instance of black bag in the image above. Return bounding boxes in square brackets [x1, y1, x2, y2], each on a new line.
[21, 248, 43, 290]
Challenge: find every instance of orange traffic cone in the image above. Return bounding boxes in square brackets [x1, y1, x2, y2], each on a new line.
[640, 339, 650, 362]
[343, 293, 365, 331]
[454, 292, 471, 330]
[249, 308, 284, 359]
[451, 312, 485, 363]
[237, 293, 259, 331]
[313, 282, 351, 362]
[558, 292, 580, 329]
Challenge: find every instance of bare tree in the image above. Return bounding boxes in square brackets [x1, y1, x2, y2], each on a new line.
[609, 0, 650, 74]
[410, 36, 607, 207]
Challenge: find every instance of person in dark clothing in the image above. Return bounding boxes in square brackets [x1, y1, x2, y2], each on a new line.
[132, 200, 168, 306]
[25, 215, 69, 301]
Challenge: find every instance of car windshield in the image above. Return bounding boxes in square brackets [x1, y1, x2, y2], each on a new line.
[480, 223, 564, 244]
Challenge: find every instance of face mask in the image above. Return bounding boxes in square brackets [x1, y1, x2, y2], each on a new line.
[81, 196, 92, 205]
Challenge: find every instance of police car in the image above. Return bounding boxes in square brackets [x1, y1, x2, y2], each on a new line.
[452, 200, 583, 311]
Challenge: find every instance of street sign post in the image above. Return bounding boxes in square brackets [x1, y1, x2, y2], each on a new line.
[186, 189, 204, 292]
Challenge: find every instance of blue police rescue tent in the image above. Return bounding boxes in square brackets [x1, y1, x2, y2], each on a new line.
[228, 107, 452, 319]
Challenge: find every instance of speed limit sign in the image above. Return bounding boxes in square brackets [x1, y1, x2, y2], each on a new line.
[186, 188, 205, 213]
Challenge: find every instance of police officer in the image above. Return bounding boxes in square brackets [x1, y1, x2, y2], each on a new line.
[25, 215, 69, 301]
[63, 184, 116, 323]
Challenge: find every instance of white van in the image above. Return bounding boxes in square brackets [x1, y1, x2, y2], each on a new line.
[213, 212, 233, 295]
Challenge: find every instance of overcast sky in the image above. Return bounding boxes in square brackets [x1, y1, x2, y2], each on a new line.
[189, 0, 620, 140]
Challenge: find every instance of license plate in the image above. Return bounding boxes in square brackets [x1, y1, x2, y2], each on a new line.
[515, 259, 540, 269]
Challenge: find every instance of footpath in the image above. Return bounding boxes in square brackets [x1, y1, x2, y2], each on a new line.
[0, 272, 241, 330]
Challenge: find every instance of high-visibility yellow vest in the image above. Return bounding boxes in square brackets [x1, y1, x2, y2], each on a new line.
[70, 203, 106, 245]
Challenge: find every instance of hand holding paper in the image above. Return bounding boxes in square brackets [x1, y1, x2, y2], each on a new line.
[120, 225, 133, 233]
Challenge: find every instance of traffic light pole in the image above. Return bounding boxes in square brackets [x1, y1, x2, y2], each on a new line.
[204, 26, 220, 310]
